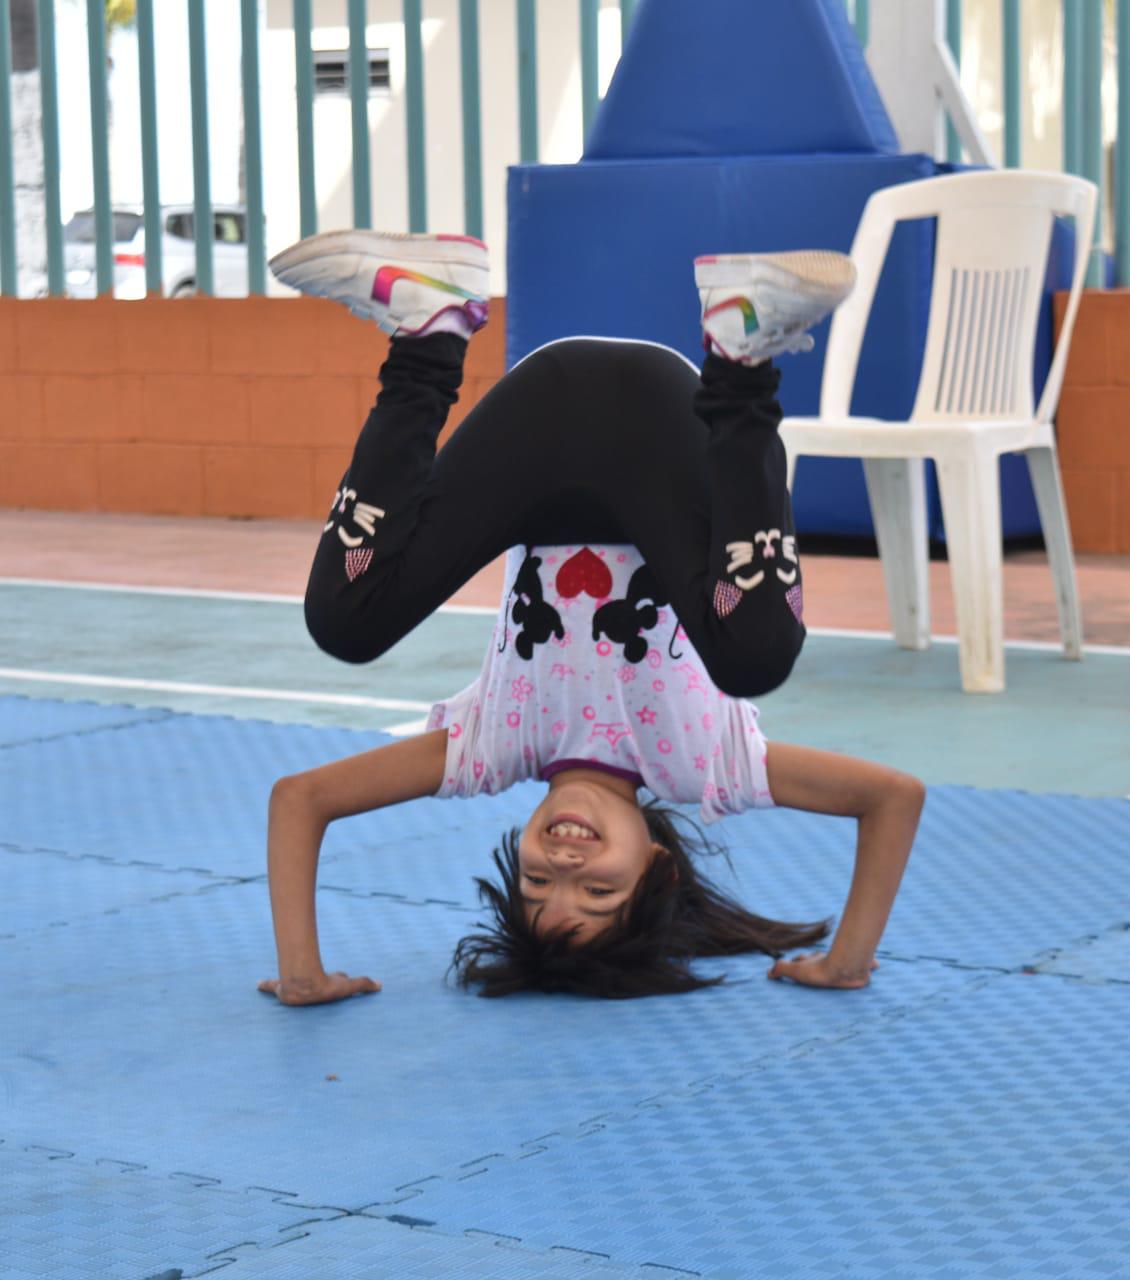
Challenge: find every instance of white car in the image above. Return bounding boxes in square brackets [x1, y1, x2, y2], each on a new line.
[64, 203, 252, 298]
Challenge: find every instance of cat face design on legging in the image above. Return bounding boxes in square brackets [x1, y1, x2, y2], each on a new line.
[507, 548, 668, 664]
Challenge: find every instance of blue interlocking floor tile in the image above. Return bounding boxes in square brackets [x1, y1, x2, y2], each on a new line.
[6, 881, 974, 1211]
[1033, 923, 1130, 983]
[401, 972, 1130, 1279]
[0, 694, 167, 747]
[0, 702, 543, 878]
[0, 845, 237, 939]
[202, 1215, 642, 1279]
[1, 1145, 342, 1280]
[6, 698, 1129, 975]
[705, 786, 1130, 971]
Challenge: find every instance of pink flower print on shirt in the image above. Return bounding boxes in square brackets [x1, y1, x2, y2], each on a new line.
[551, 720, 567, 736]
[702, 713, 713, 731]
[550, 663, 575, 679]
[552, 630, 573, 648]
[694, 754, 707, 771]
[511, 675, 534, 703]
[506, 711, 521, 728]
[636, 706, 657, 725]
[657, 608, 669, 625]
[582, 705, 597, 720]
[473, 760, 485, 779]
[647, 649, 663, 669]
[590, 722, 631, 747]
[617, 665, 636, 684]
[657, 739, 673, 754]
[652, 679, 666, 693]
[596, 640, 613, 656]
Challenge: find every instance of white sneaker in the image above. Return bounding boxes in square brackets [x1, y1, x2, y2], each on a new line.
[269, 230, 490, 337]
[694, 250, 856, 364]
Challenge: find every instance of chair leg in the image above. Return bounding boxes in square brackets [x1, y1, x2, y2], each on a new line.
[785, 442, 799, 493]
[1025, 445, 1084, 660]
[935, 446, 1005, 693]
[862, 457, 930, 649]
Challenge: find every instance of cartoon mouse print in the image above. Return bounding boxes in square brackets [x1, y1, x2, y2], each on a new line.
[509, 550, 565, 659]
[592, 564, 669, 664]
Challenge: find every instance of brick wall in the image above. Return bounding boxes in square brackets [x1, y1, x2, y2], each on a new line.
[0, 296, 506, 520]
[1054, 290, 1130, 553]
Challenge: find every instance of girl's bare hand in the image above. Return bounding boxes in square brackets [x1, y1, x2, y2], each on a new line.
[258, 971, 381, 1006]
[766, 952, 879, 989]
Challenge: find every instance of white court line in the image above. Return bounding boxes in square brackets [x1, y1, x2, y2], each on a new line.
[0, 577, 500, 616]
[2, 577, 1126, 655]
[806, 625, 1130, 658]
[0, 668, 433, 713]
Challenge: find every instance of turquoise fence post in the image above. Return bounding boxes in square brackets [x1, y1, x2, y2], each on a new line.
[404, 0, 426, 232]
[136, 0, 162, 294]
[517, 0, 538, 163]
[348, 0, 371, 228]
[459, 0, 483, 239]
[946, 0, 963, 162]
[37, 0, 63, 295]
[854, 0, 870, 48]
[620, 0, 636, 47]
[581, 0, 599, 143]
[1064, 0, 1082, 175]
[0, 0, 16, 296]
[1082, 0, 1105, 286]
[1120, 0, 1130, 285]
[86, 0, 113, 295]
[1002, 0, 1021, 167]
[187, 0, 213, 294]
[293, 0, 317, 237]
[241, 0, 265, 294]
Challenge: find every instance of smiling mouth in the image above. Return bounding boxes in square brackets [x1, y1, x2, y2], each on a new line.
[546, 814, 600, 841]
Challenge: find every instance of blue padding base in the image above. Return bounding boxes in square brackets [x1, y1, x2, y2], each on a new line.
[507, 156, 1075, 539]
[587, 0, 898, 160]
[5, 699, 1129, 1278]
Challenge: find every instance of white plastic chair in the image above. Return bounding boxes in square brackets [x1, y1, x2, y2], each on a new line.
[779, 169, 1097, 693]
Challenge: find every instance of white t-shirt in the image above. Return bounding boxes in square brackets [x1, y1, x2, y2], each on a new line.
[427, 545, 775, 823]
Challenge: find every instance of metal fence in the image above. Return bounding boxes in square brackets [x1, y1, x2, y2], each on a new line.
[0, 0, 1124, 298]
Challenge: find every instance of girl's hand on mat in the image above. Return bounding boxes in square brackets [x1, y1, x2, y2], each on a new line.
[258, 971, 382, 1005]
[766, 952, 879, 989]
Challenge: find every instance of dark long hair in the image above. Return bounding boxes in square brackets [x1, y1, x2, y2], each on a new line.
[450, 803, 833, 999]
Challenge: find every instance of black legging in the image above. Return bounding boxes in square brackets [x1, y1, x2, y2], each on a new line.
[304, 334, 804, 697]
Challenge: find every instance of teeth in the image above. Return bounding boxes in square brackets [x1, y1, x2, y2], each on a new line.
[548, 821, 597, 840]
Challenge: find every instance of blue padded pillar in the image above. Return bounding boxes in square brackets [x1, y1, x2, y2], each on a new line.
[586, 0, 898, 159]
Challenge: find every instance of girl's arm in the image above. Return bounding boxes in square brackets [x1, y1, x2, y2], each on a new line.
[763, 742, 926, 988]
[259, 729, 449, 1005]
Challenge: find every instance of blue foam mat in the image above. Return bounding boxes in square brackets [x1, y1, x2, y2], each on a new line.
[5, 696, 1129, 1277]
[402, 973, 1130, 1279]
[0, 694, 168, 747]
[1, 1146, 342, 1280]
[6, 881, 978, 1209]
[0, 844, 236, 939]
[4, 702, 1129, 970]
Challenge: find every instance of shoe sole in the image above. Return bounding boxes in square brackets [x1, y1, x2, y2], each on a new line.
[694, 251, 856, 305]
[269, 230, 489, 281]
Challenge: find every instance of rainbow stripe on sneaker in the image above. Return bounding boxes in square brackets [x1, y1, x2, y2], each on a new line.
[704, 295, 761, 335]
[371, 266, 483, 306]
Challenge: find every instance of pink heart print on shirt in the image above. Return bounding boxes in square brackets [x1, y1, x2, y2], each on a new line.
[555, 547, 613, 600]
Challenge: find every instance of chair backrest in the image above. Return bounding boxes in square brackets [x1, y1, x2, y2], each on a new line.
[819, 170, 1097, 426]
